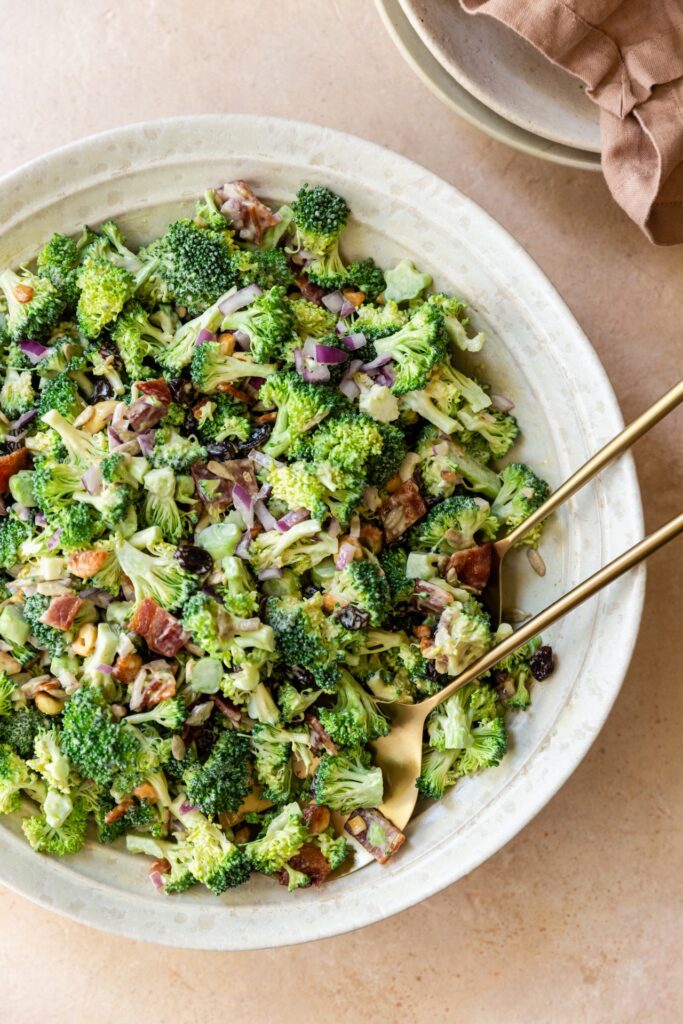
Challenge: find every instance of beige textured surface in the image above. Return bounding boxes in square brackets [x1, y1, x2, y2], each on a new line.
[0, 1, 681, 1021]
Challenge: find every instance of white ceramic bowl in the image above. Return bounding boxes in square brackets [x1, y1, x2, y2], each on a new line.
[0, 115, 643, 949]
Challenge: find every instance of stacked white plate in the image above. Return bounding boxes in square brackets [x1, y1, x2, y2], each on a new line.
[376, 0, 602, 170]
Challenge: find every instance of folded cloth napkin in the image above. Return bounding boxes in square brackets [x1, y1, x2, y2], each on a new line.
[460, 0, 683, 244]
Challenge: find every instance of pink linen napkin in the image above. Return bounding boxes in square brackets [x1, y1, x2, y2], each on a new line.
[460, 0, 683, 245]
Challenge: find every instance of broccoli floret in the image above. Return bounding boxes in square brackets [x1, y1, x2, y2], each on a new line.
[61, 685, 139, 787]
[22, 797, 89, 856]
[289, 298, 336, 339]
[183, 729, 251, 816]
[297, 409, 383, 476]
[266, 593, 345, 691]
[190, 340, 276, 393]
[36, 233, 83, 308]
[0, 515, 32, 569]
[353, 300, 408, 340]
[250, 722, 305, 803]
[276, 682, 321, 722]
[346, 259, 385, 301]
[115, 538, 195, 611]
[194, 189, 235, 234]
[493, 636, 542, 709]
[315, 829, 351, 871]
[326, 560, 390, 627]
[32, 463, 82, 519]
[40, 408, 106, 466]
[145, 219, 236, 317]
[244, 800, 308, 874]
[37, 372, 83, 420]
[124, 696, 186, 731]
[26, 727, 71, 793]
[141, 467, 189, 544]
[491, 463, 550, 547]
[428, 293, 484, 352]
[125, 833, 195, 890]
[220, 285, 293, 363]
[230, 248, 294, 291]
[195, 393, 251, 443]
[250, 519, 337, 575]
[365, 422, 407, 489]
[22, 594, 68, 655]
[318, 669, 388, 746]
[258, 370, 337, 458]
[76, 257, 139, 339]
[149, 426, 206, 472]
[416, 424, 500, 501]
[266, 461, 327, 522]
[53, 501, 103, 550]
[427, 683, 507, 777]
[182, 592, 273, 669]
[416, 745, 460, 800]
[76, 479, 135, 528]
[0, 672, 15, 717]
[378, 547, 414, 605]
[424, 597, 493, 676]
[174, 805, 251, 894]
[456, 405, 520, 459]
[110, 300, 173, 380]
[291, 185, 349, 287]
[0, 742, 37, 814]
[384, 259, 432, 303]
[313, 750, 383, 812]
[409, 495, 497, 554]
[373, 303, 445, 394]
[220, 555, 259, 618]
[0, 707, 51, 758]
[0, 268, 65, 341]
[0, 368, 35, 418]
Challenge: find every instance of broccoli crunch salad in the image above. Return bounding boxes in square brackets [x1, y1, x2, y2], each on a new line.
[0, 179, 555, 896]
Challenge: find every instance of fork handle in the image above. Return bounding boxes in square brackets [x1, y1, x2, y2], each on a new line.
[423, 511, 683, 713]
[500, 379, 683, 551]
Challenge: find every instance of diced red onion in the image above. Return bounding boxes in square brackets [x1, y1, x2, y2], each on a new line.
[19, 339, 51, 363]
[340, 332, 367, 351]
[232, 483, 254, 527]
[232, 617, 262, 632]
[254, 499, 278, 531]
[339, 298, 356, 318]
[12, 503, 31, 522]
[293, 348, 304, 375]
[257, 567, 283, 581]
[247, 377, 266, 391]
[302, 337, 317, 360]
[235, 530, 252, 559]
[335, 540, 357, 570]
[255, 482, 272, 502]
[5, 431, 28, 444]
[218, 284, 262, 316]
[349, 514, 361, 539]
[250, 450, 280, 470]
[339, 377, 359, 401]
[47, 529, 62, 550]
[80, 587, 114, 608]
[196, 328, 216, 345]
[322, 291, 344, 313]
[179, 799, 198, 815]
[96, 663, 114, 674]
[375, 366, 396, 388]
[361, 352, 393, 372]
[315, 343, 347, 365]
[328, 517, 341, 538]
[335, 320, 347, 336]
[276, 507, 310, 532]
[233, 329, 251, 350]
[11, 408, 38, 430]
[302, 364, 331, 384]
[107, 426, 123, 448]
[137, 430, 156, 456]
[81, 464, 103, 496]
[149, 871, 165, 891]
[491, 392, 515, 412]
[432, 441, 449, 456]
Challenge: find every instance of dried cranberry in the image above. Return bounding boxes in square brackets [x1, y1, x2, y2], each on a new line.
[206, 440, 239, 461]
[174, 544, 213, 576]
[337, 604, 370, 630]
[236, 423, 272, 455]
[90, 378, 114, 404]
[529, 645, 554, 681]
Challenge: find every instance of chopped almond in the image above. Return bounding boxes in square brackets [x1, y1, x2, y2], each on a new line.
[216, 383, 253, 403]
[342, 289, 365, 307]
[256, 411, 277, 423]
[104, 799, 133, 825]
[133, 782, 158, 802]
[217, 332, 236, 356]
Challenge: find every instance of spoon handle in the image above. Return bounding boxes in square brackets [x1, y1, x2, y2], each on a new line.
[499, 379, 683, 552]
[424, 510, 683, 713]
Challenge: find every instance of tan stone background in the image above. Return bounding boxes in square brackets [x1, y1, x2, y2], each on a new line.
[1, 2, 681, 1021]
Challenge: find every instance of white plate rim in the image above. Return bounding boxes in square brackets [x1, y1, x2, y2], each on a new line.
[375, 0, 602, 171]
[0, 114, 642, 949]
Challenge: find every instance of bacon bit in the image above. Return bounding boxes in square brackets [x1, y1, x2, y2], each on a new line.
[295, 275, 325, 305]
[67, 548, 109, 580]
[342, 289, 365, 307]
[419, 637, 431, 652]
[279, 843, 332, 886]
[150, 857, 171, 875]
[343, 807, 405, 864]
[139, 674, 176, 710]
[128, 598, 189, 657]
[112, 652, 143, 684]
[13, 284, 34, 303]
[306, 713, 338, 755]
[380, 479, 427, 544]
[412, 624, 431, 639]
[211, 693, 242, 723]
[359, 523, 383, 554]
[20, 675, 60, 698]
[104, 799, 133, 825]
[385, 474, 403, 495]
[192, 397, 211, 421]
[215, 383, 253, 403]
[137, 377, 173, 405]
[445, 543, 493, 592]
[302, 803, 331, 835]
[41, 594, 83, 631]
[0, 448, 30, 493]
[255, 411, 277, 423]
[233, 825, 250, 845]
[249, 522, 264, 539]
[215, 180, 278, 244]
[133, 782, 158, 802]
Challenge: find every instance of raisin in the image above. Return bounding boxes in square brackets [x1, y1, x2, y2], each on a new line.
[529, 645, 554, 681]
[337, 604, 370, 630]
[289, 665, 316, 688]
[236, 423, 272, 455]
[206, 440, 239, 461]
[90, 379, 114, 404]
[302, 584, 321, 599]
[174, 544, 213, 576]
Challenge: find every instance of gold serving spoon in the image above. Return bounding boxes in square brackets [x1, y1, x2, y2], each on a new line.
[483, 379, 683, 626]
[371, 380, 683, 831]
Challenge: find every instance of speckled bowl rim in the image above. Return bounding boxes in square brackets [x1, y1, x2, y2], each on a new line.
[0, 115, 643, 949]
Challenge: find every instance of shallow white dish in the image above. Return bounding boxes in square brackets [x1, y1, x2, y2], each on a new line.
[400, 0, 601, 152]
[376, 0, 601, 171]
[0, 114, 642, 949]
